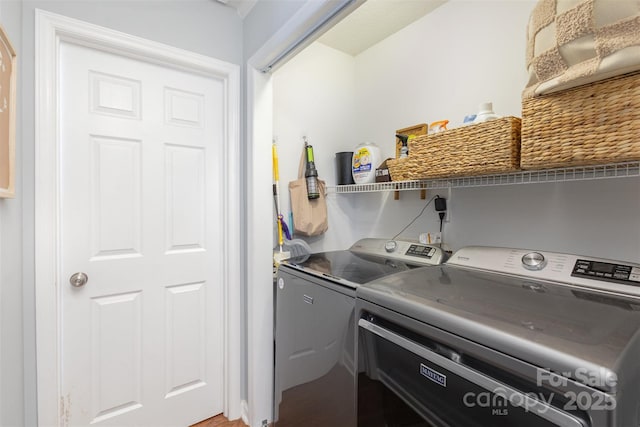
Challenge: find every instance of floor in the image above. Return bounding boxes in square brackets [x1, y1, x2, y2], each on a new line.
[191, 414, 248, 427]
[274, 364, 354, 427]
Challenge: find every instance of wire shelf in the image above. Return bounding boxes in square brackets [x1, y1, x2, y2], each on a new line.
[330, 162, 640, 194]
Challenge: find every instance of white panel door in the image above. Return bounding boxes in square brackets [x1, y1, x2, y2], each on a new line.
[59, 41, 224, 426]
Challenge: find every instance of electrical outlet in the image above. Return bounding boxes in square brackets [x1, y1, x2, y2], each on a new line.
[262, 420, 268, 427]
[444, 187, 452, 222]
[419, 232, 441, 245]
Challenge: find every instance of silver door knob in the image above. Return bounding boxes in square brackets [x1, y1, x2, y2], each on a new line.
[69, 272, 88, 287]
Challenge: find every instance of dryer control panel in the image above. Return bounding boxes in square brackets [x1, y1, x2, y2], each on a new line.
[350, 238, 447, 266]
[405, 244, 439, 259]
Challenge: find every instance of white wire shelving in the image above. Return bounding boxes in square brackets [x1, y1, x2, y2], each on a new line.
[329, 161, 640, 194]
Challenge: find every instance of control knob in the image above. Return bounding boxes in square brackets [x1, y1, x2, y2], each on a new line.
[522, 252, 547, 271]
[384, 240, 397, 253]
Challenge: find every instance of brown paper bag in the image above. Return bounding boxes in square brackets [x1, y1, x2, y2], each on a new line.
[289, 149, 328, 237]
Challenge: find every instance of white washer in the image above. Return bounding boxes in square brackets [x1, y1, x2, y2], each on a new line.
[356, 246, 640, 427]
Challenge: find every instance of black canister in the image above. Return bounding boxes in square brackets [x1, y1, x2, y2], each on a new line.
[335, 151, 355, 185]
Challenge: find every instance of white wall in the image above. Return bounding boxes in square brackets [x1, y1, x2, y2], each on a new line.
[273, 42, 447, 253]
[273, 42, 359, 251]
[0, 1, 24, 425]
[355, 0, 532, 137]
[273, 0, 640, 263]
[353, 0, 640, 262]
[8, 2, 243, 425]
[243, 0, 306, 63]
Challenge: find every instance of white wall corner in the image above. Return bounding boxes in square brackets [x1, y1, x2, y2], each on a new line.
[246, 66, 274, 427]
[240, 400, 249, 425]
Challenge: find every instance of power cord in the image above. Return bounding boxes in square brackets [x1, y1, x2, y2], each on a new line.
[435, 195, 447, 246]
[392, 195, 438, 240]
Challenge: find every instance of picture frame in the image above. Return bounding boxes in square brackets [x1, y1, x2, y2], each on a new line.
[0, 24, 16, 198]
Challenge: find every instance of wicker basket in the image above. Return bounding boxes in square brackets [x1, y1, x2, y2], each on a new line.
[387, 117, 521, 181]
[521, 71, 640, 169]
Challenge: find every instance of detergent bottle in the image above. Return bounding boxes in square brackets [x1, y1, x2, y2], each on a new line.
[473, 102, 499, 123]
[352, 142, 381, 184]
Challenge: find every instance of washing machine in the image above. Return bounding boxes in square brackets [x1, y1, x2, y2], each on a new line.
[356, 246, 640, 427]
[273, 238, 447, 427]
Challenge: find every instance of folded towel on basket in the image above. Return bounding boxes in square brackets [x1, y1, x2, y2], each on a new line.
[523, 0, 640, 98]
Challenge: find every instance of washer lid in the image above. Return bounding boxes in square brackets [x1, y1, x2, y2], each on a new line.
[357, 265, 640, 392]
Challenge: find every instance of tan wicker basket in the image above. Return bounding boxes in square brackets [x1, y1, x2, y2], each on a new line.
[387, 117, 521, 181]
[521, 71, 640, 169]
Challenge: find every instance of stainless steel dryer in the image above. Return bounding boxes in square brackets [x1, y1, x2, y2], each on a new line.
[356, 246, 640, 427]
[273, 238, 446, 427]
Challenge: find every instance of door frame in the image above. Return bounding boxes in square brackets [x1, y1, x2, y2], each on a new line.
[34, 10, 241, 426]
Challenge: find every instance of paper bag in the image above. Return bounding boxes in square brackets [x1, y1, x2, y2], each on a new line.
[289, 149, 328, 237]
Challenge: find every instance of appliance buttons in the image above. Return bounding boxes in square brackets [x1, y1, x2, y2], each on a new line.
[522, 252, 547, 271]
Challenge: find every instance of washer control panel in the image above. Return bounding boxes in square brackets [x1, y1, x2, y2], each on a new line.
[572, 259, 640, 286]
[448, 246, 640, 297]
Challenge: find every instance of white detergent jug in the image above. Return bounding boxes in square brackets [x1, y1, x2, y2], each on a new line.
[352, 142, 381, 184]
[473, 102, 499, 123]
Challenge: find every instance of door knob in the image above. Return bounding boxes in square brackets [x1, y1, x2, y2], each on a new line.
[69, 272, 88, 287]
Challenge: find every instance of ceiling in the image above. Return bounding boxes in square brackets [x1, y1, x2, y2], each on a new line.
[217, 0, 258, 19]
[218, 0, 446, 55]
[317, 0, 447, 56]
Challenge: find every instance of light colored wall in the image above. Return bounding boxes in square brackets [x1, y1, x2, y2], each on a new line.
[273, 42, 359, 251]
[273, 0, 640, 263]
[24, 0, 243, 63]
[353, 0, 640, 262]
[0, 1, 24, 426]
[11, 2, 243, 425]
[243, 0, 306, 63]
[355, 0, 532, 138]
[273, 42, 446, 254]
[242, 1, 308, 418]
